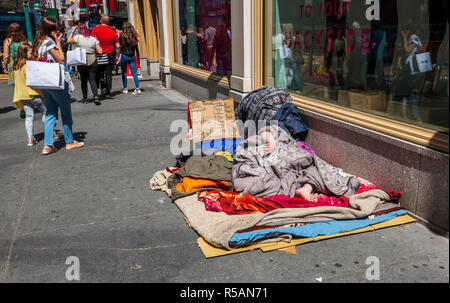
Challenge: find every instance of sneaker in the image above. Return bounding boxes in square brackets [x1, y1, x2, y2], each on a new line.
[122, 88, 128, 94]
[66, 141, 85, 151]
[132, 88, 142, 95]
[94, 97, 102, 106]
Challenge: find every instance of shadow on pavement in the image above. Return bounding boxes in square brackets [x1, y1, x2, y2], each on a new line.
[0, 106, 17, 114]
[34, 131, 88, 149]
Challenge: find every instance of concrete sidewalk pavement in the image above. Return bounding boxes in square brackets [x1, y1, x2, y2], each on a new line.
[0, 76, 448, 283]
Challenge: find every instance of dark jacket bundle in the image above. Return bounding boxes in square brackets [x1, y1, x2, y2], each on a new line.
[271, 103, 308, 142]
[168, 155, 234, 200]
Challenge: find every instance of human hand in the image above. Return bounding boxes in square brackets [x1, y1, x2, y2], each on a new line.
[260, 131, 276, 155]
[115, 57, 120, 65]
[401, 30, 409, 39]
[52, 31, 63, 43]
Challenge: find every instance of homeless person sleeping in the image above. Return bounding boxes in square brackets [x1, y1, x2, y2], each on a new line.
[232, 124, 365, 202]
[150, 123, 404, 251]
[150, 90, 404, 251]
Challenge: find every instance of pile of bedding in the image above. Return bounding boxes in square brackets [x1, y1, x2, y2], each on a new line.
[150, 88, 405, 251]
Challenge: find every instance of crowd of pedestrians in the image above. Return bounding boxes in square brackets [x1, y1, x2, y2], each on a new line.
[181, 22, 231, 76]
[2, 16, 142, 155]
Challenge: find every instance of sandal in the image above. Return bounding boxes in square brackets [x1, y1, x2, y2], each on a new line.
[66, 141, 85, 150]
[42, 146, 57, 155]
[27, 138, 37, 147]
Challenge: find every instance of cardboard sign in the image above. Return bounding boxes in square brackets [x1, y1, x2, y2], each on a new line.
[188, 98, 241, 143]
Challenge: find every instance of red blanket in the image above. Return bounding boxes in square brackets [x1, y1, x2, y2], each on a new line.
[197, 184, 402, 216]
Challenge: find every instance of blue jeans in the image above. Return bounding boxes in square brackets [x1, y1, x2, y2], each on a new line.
[22, 96, 46, 140]
[42, 83, 74, 146]
[290, 59, 303, 91]
[121, 54, 139, 89]
[406, 94, 420, 120]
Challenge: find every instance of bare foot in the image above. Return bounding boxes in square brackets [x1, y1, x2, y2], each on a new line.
[295, 185, 318, 202]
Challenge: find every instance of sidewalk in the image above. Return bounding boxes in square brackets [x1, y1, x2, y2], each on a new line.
[0, 77, 448, 283]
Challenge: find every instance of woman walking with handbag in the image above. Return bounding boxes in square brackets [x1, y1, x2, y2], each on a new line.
[119, 22, 141, 95]
[3, 23, 31, 119]
[390, 24, 422, 122]
[67, 23, 103, 105]
[32, 17, 84, 155]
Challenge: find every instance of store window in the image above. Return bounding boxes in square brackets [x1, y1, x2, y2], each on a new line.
[176, 0, 232, 76]
[264, 0, 449, 133]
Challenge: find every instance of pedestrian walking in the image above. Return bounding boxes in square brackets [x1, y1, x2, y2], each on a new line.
[2, 23, 31, 119]
[66, 20, 79, 77]
[119, 22, 141, 95]
[12, 43, 46, 147]
[204, 23, 216, 71]
[110, 25, 121, 75]
[213, 24, 231, 76]
[90, 16, 120, 99]
[67, 23, 103, 105]
[32, 17, 84, 155]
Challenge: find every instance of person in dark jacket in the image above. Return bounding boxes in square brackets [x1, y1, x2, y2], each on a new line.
[119, 22, 141, 95]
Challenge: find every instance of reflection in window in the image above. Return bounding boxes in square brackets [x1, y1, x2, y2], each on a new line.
[177, 0, 232, 76]
[265, 0, 449, 132]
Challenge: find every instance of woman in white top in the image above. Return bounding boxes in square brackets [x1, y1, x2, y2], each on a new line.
[32, 17, 84, 155]
[67, 23, 103, 105]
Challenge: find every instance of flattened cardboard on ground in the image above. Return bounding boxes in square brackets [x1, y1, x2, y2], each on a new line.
[197, 237, 279, 258]
[188, 98, 241, 143]
[197, 215, 417, 258]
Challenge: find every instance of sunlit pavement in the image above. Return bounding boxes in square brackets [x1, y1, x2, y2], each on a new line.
[0, 76, 448, 283]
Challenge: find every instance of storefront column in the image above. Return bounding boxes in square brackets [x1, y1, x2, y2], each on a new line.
[127, 0, 135, 26]
[158, 0, 173, 88]
[229, 0, 255, 102]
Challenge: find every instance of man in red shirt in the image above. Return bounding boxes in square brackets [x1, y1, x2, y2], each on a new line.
[91, 15, 120, 99]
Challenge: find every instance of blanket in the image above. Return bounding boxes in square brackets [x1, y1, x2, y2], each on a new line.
[232, 125, 361, 198]
[229, 209, 408, 247]
[173, 189, 397, 250]
[168, 155, 233, 200]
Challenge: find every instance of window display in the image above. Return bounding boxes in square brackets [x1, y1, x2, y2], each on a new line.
[176, 0, 231, 76]
[264, 0, 449, 132]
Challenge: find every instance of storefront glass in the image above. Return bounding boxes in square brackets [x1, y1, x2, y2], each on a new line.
[264, 0, 449, 133]
[176, 0, 232, 76]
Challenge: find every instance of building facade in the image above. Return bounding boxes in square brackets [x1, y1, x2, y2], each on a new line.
[132, 0, 449, 233]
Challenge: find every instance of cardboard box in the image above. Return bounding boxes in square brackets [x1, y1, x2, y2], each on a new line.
[348, 90, 387, 112]
[188, 98, 241, 143]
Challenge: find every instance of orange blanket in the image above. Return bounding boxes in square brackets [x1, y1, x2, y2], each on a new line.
[176, 177, 231, 194]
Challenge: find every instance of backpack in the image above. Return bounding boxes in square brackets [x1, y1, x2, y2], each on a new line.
[235, 87, 293, 122]
[9, 41, 25, 60]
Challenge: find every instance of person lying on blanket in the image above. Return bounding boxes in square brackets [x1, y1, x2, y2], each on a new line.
[232, 125, 372, 202]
